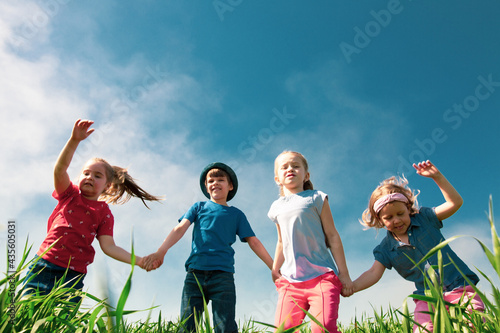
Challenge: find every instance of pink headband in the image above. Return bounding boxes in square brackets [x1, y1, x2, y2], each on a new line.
[373, 193, 409, 214]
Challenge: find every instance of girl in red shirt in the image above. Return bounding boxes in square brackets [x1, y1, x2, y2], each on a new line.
[23, 119, 162, 299]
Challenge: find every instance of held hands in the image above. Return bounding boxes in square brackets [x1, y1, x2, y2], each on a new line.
[140, 252, 164, 272]
[339, 273, 354, 297]
[72, 119, 95, 142]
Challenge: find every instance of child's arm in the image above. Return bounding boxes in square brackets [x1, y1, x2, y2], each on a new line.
[142, 218, 191, 271]
[245, 236, 273, 270]
[97, 235, 144, 268]
[413, 160, 463, 221]
[352, 260, 386, 293]
[54, 119, 95, 194]
[272, 224, 284, 282]
[320, 198, 354, 296]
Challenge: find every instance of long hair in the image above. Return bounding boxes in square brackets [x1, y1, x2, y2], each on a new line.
[274, 151, 314, 196]
[360, 175, 419, 229]
[90, 158, 163, 208]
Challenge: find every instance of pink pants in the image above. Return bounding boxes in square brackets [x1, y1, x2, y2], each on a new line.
[274, 271, 342, 333]
[413, 285, 485, 333]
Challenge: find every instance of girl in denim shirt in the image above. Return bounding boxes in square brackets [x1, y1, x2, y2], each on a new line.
[351, 160, 484, 332]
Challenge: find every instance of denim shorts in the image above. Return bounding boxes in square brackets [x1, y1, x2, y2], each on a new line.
[23, 256, 85, 301]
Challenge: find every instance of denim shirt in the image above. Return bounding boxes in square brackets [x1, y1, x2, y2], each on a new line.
[374, 207, 479, 295]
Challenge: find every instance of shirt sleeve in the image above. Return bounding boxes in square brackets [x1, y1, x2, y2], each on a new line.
[180, 202, 200, 224]
[418, 207, 443, 229]
[236, 210, 255, 242]
[267, 200, 278, 224]
[52, 182, 79, 201]
[97, 206, 114, 237]
[373, 238, 393, 270]
[313, 191, 328, 214]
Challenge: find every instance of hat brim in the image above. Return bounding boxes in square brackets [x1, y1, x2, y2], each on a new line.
[199, 162, 238, 201]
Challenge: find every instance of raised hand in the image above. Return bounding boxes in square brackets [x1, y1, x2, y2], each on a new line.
[412, 160, 441, 179]
[71, 119, 95, 142]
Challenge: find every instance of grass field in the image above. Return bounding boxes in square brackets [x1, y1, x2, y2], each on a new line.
[1, 198, 499, 332]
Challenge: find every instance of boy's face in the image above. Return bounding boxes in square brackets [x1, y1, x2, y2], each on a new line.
[205, 173, 233, 205]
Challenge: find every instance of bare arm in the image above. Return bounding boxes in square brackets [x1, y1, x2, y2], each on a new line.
[54, 119, 95, 194]
[320, 198, 353, 295]
[352, 260, 386, 293]
[413, 160, 463, 221]
[142, 218, 191, 271]
[272, 224, 284, 282]
[97, 235, 143, 267]
[246, 236, 273, 270]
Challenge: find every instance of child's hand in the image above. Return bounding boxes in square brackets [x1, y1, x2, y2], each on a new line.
[71, 119, 95, 142]
[272, 269, 282, 283]
[413, 160, 442, 179]
[136, 256, 146, 269]
[142, 252, 164, 272]
[339, 273, 354, 297]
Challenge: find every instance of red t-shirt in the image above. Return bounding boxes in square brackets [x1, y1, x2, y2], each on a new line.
[37, 183, 114, 273]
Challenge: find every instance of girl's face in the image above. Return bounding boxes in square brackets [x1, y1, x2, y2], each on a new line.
[78, 160, 110, 200]
[275, 153, 310, 195]
[377, 201, 411, 239]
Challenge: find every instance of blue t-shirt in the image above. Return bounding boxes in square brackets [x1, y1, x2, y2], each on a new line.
[180, 201, 255, 273]
[374, 207, 479, 295]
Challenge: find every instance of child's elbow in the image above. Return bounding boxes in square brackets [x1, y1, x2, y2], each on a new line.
[246, 236, 258, 245]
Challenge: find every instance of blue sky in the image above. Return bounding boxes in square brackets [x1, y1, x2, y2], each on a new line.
[1, 0, 500, 327]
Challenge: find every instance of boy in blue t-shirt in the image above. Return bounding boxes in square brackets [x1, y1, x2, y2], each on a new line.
[144, 162, 273, 333]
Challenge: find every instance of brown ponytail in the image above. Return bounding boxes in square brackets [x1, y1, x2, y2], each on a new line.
[90, 158, 163, 208]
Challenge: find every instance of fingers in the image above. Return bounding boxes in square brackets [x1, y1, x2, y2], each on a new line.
[412, 160, 439, 177]
[141, 254, 163, 271]
[72, 119, 95, 140]
[341, 285, 354, 297]
[412, 160, 432, 170]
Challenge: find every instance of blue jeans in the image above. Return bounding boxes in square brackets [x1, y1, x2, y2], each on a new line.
[180, 269, 237, 333]
[23, 256, 85, 302]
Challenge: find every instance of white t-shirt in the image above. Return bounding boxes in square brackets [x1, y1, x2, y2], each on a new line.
[268, 190, 338, 282]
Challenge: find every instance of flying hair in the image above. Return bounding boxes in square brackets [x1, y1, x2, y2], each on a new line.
[89, 158, 163, 209]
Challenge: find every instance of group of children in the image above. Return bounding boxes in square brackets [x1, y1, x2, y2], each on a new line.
[23, 119, 485, 333]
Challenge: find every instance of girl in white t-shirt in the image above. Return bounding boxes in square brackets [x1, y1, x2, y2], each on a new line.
[269, 151, 353, 333]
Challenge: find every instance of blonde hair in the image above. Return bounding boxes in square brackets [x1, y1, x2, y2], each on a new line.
[274, 151, 314, 196]
[360, 175, 419, 229]
[89, 158, 163, 208]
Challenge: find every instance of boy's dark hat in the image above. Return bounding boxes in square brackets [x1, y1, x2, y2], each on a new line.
[200, 162, 238, 201]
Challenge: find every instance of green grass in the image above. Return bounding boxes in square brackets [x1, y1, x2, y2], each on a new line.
[2, 197, 499, 332]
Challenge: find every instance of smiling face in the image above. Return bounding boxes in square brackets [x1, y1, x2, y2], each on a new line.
[78, 160, 110, 200]
[274, 152, 310, 196]
[205, 170, 233, 205]
[377, 201, 411, 240]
